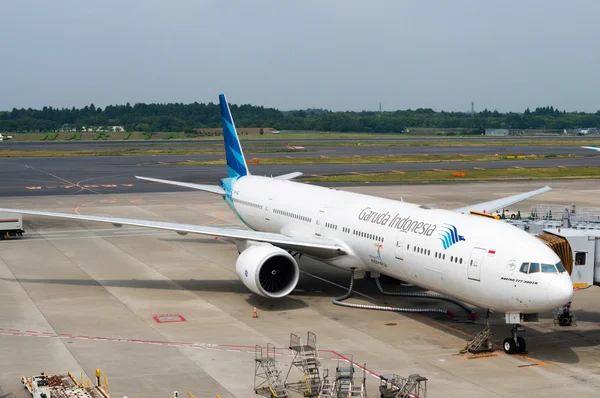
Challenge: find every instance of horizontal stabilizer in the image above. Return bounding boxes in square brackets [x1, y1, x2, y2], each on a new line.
[454, 186, 552, 214]
[274, 172, 303, 180]
[136, 176, 225, 195]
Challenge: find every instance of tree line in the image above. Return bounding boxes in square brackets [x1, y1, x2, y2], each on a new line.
[1, 101, 599, 133]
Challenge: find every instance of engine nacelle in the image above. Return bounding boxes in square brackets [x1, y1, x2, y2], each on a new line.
[236, 244, 300, 298]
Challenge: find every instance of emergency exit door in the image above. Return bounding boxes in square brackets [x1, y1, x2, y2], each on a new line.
[468, 247, 486, 281]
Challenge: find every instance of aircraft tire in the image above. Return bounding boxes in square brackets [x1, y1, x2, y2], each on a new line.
[516, 337, 526, 353]
[503, 338, 517, 354]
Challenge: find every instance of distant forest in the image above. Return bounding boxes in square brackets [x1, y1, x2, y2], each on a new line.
[1, 102, 599, 134]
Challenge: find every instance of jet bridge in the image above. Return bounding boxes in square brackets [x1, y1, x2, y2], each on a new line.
[540, 228, 600, 289]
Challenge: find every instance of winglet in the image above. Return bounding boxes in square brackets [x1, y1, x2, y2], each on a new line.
[219, 94, 249, 178]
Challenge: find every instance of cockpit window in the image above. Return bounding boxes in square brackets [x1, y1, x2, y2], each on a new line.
[555, 261, 566, 273]
[519, 263, 529, 273]
[541, 263, 557, 273]
[529, 263, 540, 273]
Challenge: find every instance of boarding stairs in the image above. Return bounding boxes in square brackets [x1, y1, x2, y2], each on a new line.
[288, 332, 322, 397]
[254, 344, 289, 398]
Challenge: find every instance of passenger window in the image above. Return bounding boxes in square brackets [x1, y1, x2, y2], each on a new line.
[450, 256, 453, 262]
[459, 258, 462, 264]
[520, 263, 529, 273]
[542, 263, 557, 273]
[529, 263, 540, 273]
[575, 252, 586, 265]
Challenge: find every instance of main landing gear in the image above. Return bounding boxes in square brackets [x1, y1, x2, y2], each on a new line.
[503, 324, 526, 354]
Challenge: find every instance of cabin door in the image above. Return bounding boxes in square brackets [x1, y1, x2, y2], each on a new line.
[265, 198, 272, 221]
[315, 210, 325, 236]
[468, 247, 486, 281]
[395, 230, 405, 260]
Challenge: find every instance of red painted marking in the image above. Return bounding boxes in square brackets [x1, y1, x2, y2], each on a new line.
[0, 326, 385, 380]
[153, 314, 186, 323]
[25, 330, 37, 333]
[488, 250, 496, 254]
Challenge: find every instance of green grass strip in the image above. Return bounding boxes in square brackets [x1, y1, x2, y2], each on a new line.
[302, 167, 600, 183]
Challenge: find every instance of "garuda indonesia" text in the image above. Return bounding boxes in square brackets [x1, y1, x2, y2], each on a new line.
[358, 207, 437, 236]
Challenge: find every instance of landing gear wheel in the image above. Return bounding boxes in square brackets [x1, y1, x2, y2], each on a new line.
[559, 314, 572, 326]
[503, 338, 517, 354]
[516, 337, 526, 353]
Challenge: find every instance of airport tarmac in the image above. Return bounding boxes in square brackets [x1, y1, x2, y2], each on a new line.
[1, 181, 600, 398]
[0, 150, 599, 197]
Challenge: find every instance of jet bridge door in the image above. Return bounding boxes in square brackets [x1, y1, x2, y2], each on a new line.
[468, 247, 486, 281]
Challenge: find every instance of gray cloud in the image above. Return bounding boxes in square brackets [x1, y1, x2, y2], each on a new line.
[2, 0, 599, 112]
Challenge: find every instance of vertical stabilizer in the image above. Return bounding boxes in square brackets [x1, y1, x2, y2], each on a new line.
[219, 94, 249, 178]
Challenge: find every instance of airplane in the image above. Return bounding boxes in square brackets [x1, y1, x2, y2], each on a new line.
[0, 133, 13, 141]
[0, 94, 573, 355]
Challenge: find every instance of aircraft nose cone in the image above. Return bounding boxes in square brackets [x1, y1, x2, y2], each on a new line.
[548, 276, 573, 308]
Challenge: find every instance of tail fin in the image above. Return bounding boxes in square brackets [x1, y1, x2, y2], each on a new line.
[219, 94, 249, 178]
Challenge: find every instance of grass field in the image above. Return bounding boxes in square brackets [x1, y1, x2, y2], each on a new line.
[6, 131, 401, 142]
[302, 167, 600, 183]
[279, 139, 600, 147]
[174, 153, 576, 166]
[0, 147, 304, 158]
[7, 131, 600, 146]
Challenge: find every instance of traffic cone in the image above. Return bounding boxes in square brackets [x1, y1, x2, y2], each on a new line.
[253, 307, 258, 318]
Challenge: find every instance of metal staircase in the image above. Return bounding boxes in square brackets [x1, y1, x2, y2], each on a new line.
[379, 373, 428, 398]
[319, 356, 366, 398]
[254, 344, 289, 398]
[287, 332, 323, 397]
[318, 373, 335, 398]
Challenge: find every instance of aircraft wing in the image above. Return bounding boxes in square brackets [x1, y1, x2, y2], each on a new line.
[274, 172, 303, 180]
[453, 186, 551, 214]
[581, 146, 600, 152]
[135, 176, 226, 195]
[0, 207, 346, 258]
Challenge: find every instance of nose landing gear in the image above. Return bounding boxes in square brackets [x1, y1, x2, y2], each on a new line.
[503, 324, 526, 354]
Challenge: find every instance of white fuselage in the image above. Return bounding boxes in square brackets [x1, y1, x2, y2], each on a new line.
[228, 175, 573, 313]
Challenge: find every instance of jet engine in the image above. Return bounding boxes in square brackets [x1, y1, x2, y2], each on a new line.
[235, 244, 299, 298]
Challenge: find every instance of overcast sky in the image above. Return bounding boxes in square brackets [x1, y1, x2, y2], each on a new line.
[2, 0, 599, 112]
